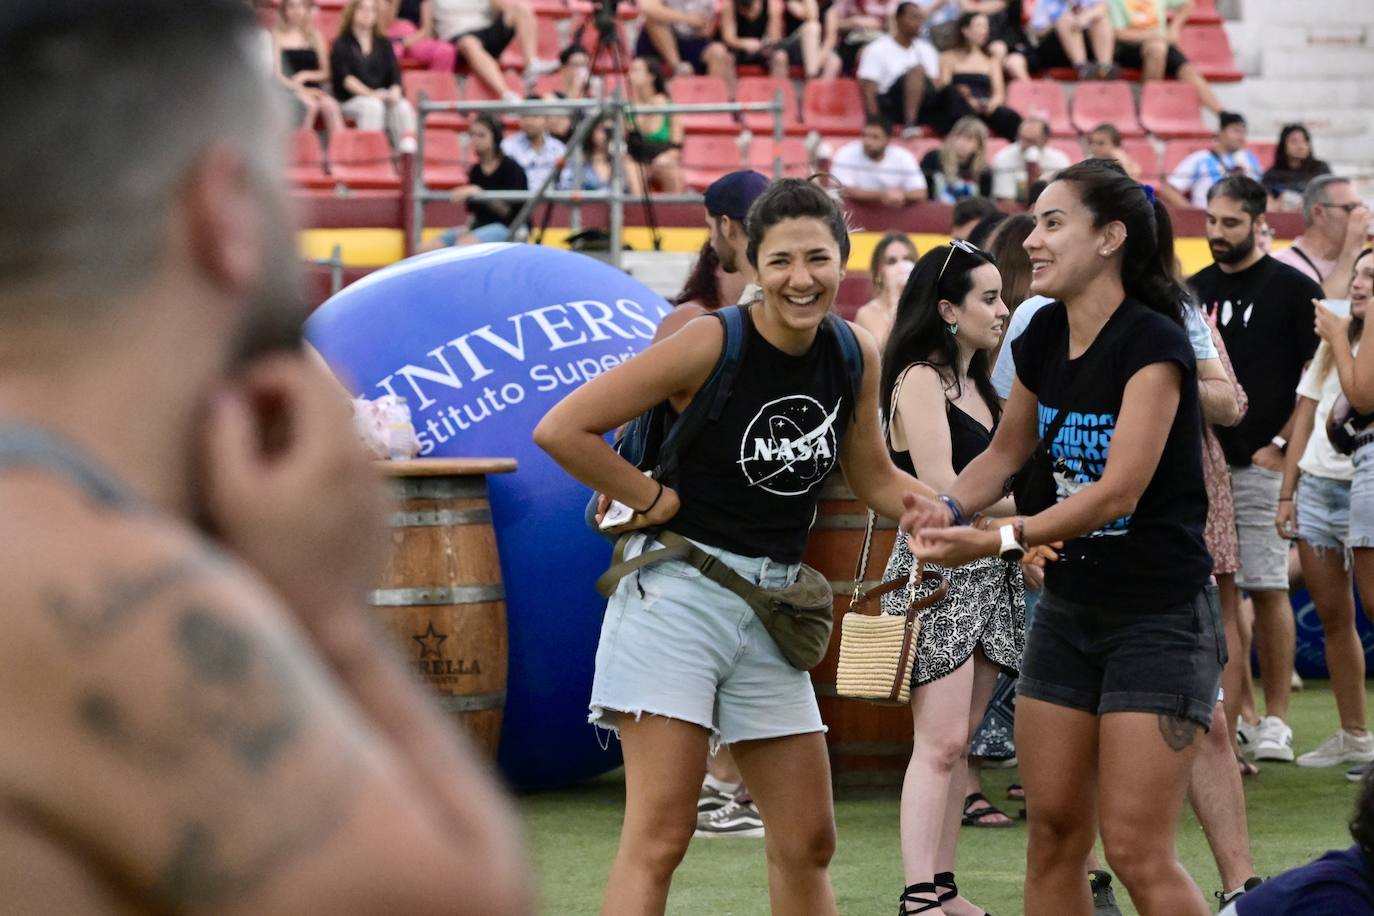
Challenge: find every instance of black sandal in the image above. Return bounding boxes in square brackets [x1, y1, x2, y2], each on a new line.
[898, 882, 942, 915]
[961, 792, 1016, 828]
[934, 872, 994, 916]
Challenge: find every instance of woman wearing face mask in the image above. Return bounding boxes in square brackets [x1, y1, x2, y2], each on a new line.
[880, 240, 1023, 916]
[855, 231, 918, 350]
[535, 179, 934, 916]
[1303, 250, 1374, 778]
[903, 158, 1221, 915]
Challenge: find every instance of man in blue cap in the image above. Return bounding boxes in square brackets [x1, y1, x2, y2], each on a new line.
[705, 169, 771, 307]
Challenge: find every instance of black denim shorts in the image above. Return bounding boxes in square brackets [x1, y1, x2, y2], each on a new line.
[1016, 584, 1227, 730]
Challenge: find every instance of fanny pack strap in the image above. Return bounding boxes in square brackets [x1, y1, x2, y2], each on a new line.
[595, 530, 785, 620]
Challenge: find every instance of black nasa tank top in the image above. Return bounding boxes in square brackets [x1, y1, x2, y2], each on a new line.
[666, 307, 855, 563]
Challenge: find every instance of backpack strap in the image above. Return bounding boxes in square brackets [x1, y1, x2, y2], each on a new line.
[653, 304, 747, 483]
[824, 312, 865, 410]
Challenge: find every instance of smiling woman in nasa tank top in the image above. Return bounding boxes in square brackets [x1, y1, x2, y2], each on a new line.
[536, 179, 935, 916]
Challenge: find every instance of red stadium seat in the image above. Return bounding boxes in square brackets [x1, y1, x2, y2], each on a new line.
[1070, 81, 1144, 137]
[1121, 137, 1161, 181]
[669, 75, 736, 134]
[329, 129, 401, 190]
[682, 135, 743, 190]
[462, 70, 526, 128]
[1176, 23, 1243, 82]
[1249, 140, 1277, 172]
[404, 71, 466, 131]
[898, 136, 944, 163]
[421, 130, 471, 190]
[746, 137, 811, 178]
[288, 128, 333, 189]
[500, 16, 562, 71]
[1162, 138, 1209, 178]
[1139, 81, 1210, 139]
[314, 7, 342, 41]
[1048, 138, 1084, 165]
[736, 77, 803, 135]
[802, 79, 866, 137]
[1006, 80, 1074, 137]
[1188, 0, 1223, 24]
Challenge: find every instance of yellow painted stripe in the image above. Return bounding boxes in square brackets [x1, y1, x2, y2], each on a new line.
[297, 227, 1276, 279]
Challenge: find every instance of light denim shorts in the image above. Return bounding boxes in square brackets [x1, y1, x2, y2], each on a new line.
[1350, 441, 1374, 549]
[1230, 464, 1290, 592]
[588, 533, 826, 748]
[1295, 471, 1352, 556]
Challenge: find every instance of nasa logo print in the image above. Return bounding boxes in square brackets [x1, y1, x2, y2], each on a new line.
[737, 395, 841, 495]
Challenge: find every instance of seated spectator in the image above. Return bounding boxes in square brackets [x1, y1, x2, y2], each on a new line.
[857, 2, 940, 135]
[1108, 0, 1222, 113]
[385, 0, 458, 72]
[1161, 110, 1262, 209]
[1263, 123, 1334, 211]
[625, 57, 686, 192]
[331, 0, 419, 152]
[431, 0, 557, 102]
[635, 0, 732, 78]
[919, 115, 993, 202]
[990, 115, 1071, 203]
[961, 0, 1032, 81]
[422, 114, 528, 249]
[930, 11, 1022, 139]
[1028, 0, 1117, 80]
[831, 115, 930, 206]
[1223, 770, 1374, 913]
[544, 46, 592, 143]
[501, 95, 568, 189]
[949, 194, 999, 239]
[854, 231, 919, 349]
[1087, 122, 1142, 179]
[718, 0, 824, 81]
[1272, 175, 1371, 291]
[273, 0, 347, 136]
[824, 0, 900, 77]
[559, 117, 617, 190]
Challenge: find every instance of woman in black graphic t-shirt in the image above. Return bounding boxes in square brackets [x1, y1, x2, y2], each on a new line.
[535, 179, 935, 916]
[903, 159, 1222, 916]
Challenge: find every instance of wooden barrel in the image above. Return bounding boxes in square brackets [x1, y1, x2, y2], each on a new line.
[371, 458, 516, 758]
[804, 473, 913, 787]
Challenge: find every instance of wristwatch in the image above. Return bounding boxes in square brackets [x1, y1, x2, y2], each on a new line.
[998, 524, 1026, 562]
[1271, 435, 1288, 452]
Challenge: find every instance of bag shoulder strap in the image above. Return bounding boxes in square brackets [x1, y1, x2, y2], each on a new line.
[594, 529, 769, 615]
[824, 312, 866, 410]
[653, 305, 747, 481]
[1287, 243, 1324, 281]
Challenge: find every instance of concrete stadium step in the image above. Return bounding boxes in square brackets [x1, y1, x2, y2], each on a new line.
[1241, 0, 1374, 24]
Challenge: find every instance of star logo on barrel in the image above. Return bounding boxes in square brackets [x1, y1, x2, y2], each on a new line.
[413, 622, 448, 660]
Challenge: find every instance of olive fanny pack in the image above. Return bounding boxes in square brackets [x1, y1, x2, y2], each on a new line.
[595, 530, 835, 671]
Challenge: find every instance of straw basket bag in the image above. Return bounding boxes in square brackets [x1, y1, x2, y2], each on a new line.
[835, 507, 950, 706]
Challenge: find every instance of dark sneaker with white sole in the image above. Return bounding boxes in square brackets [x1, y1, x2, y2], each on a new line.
[1348, 762, 1372, 783]
[694, 798, 764, 838]
[697, 781, 735, 815]
[1089, 870, 1122, 915]
[1216, 876, 1264, 908]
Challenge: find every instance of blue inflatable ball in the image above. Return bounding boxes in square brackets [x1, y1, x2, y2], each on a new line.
[1290, 587, 1374, 679]
[306, 243, 671, 789]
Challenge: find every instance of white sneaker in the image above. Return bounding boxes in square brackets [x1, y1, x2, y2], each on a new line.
[526, 56, 560, 77]
[1235, 717, 1260, 758]
[1296, 729, 1374, 768]
[1253, 716, 1295, 762]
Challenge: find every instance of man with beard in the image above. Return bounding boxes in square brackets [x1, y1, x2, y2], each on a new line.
[1190, 175, 1323, 769]
[0, 1, 528, 912]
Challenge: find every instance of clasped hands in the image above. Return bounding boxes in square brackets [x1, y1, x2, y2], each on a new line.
[899, 492, 1059, 580]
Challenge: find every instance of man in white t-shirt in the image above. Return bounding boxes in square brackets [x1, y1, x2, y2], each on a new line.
[500, 101, 567, 189]
[856, 2, 938, 134]
[831, 115, 927, 207]
[432, 0, 557, 101]
[990, 117, 1071, 204]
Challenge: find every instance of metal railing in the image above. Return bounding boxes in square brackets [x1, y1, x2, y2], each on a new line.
[409, 92, 788, 268]
[304, 243, 345, 296]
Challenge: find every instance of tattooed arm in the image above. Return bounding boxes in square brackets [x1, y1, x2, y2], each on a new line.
[0, 521, 527, 915]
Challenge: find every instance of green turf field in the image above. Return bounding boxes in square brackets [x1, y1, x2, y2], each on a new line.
[520, 681, 1369, 914]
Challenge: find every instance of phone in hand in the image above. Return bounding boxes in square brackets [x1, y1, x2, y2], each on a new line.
[599, 498, 635, 530]
[1322, 298, 1352, 318]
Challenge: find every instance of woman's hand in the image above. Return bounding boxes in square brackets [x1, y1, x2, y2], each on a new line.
[899, 492, 955, 538]
[909, 526, 999, 566]
[1275, 498, 1298, 540]
[597, 484, 680, 534]
[450, 184, 480, 202]
[1315, 299, 1351, 345]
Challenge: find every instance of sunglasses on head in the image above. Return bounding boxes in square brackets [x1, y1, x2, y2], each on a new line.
[938, 239, 983, 282]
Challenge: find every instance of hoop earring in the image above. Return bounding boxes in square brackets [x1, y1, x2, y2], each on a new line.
[947, 322, 960, 336]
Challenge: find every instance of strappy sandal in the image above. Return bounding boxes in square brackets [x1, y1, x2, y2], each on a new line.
[935, 872, 993, 916]
[898, 882, 942, 915]
[1006, 783, 1025, 801]
[961, 792, 1016, 828]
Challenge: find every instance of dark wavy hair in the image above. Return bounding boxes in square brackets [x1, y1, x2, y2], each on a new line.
[1050, 159, 1186, 326]
[985, 213, 1034, 315]
[880, 243, 1002, 428]
[1275, 123, 1316, 172]
[745, 177, 851, 268]
[674, 240, 724, 310]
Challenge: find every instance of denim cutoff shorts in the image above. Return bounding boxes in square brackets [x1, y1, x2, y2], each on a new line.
[1017, 585, 1227, 729]
[1295, 471, 1352, 557]
[588, 533, 826, 748]
[1350, 441, 1374, 549]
